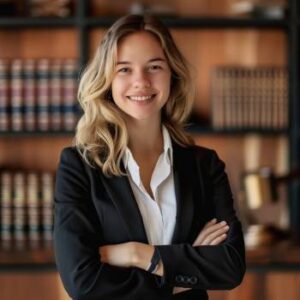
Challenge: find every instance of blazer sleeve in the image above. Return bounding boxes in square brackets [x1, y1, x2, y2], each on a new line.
[54, 148, 143, 300]
[156, 149, 246, 290]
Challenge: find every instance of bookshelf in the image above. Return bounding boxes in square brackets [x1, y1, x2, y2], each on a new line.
[0, 0, 300, 299]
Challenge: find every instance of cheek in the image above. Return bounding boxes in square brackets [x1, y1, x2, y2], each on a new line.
[156, 73, 171, 95]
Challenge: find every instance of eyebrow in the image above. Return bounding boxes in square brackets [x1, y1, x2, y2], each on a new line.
[116, 57, 167, 65]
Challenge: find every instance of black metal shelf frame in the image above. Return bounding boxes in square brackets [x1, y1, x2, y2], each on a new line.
[287, 0, 300, 242]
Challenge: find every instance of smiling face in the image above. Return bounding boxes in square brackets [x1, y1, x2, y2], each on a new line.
[111, 31, 171, 125]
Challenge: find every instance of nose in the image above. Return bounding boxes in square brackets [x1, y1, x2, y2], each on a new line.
[133, 70, 151, 89]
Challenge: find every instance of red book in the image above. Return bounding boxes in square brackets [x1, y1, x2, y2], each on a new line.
[0, 59, 10, 131]
[62, 59, 78, 131]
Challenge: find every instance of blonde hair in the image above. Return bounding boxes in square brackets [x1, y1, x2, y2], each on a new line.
[75, 14, 195, 176]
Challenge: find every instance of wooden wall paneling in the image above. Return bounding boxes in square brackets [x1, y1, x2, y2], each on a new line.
[0, 271, 70, 300]
[208, 272, 267, 300]
[0, 29, 78, 59]
[265, 272, 300, 300]
[0, 137, 73, 172]
[171, 30, 286, 122]
[88, 28, 107, 58]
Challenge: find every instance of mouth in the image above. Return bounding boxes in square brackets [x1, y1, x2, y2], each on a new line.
[126, 94, 156, 102]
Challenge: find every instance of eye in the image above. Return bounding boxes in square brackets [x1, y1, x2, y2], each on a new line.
[117, 67, 130, 73]
[149, 65, 162, 71]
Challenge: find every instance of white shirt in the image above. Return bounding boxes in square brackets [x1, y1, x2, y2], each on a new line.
[122, 126, 177, 245]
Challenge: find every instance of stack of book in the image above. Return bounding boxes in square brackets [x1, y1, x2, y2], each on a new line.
[0, 58, 79, 132]
[211, 66, 288, 130]
[0, 170, 54, 249]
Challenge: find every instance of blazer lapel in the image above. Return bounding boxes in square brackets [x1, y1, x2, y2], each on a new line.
[171, 142, 195, 243]
[100, 165, 148, 243]
[99, 141, 197, 245]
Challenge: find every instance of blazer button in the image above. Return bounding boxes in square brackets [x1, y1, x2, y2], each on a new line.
[183, 276, 189, 284]
[175, 275, 184, 283]
[190, 276, 198, 285]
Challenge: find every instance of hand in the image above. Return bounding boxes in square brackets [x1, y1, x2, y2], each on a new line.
[193, 218, 229, 246]
[173, 219, 229, 295]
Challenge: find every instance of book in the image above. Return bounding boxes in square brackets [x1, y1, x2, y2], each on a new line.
[36, 59, 51, 131]
[211, 66, 288, 130]
[11, 59, 24, 131]
[0, 59, 10, 132]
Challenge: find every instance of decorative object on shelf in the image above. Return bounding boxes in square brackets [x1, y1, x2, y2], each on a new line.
[230, 0, 287, 19]
[0, 58, 79, 133]
[28, 0, 72, 17]
[242, 166, 300, 247]
[90, 0, 176, 17]
[0, 170, 54, 250]
[128, 1, 176, 17]
[211, 66, 288, 131]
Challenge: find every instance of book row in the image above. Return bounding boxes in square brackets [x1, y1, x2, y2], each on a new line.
[0, 170, 54, 249]
[211, 66, 288, 130]
[0, 58, 80, 132]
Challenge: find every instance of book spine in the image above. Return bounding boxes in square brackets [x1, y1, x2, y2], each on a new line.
[50, 59, 63, 131]
[0, 59, 10, 132]
[41, 172, 53, 245]
[11, 59, 24, 131]
[13, 172, 27, 249]
[36, 58, 50, 131]
[62, 59, 78, 131]
[23, 59, 36, 131]
[27, 172, 40, 248]
[1, 172, 13, 248]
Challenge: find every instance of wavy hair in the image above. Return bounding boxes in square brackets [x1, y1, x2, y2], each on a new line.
[75, 14, 195, 176]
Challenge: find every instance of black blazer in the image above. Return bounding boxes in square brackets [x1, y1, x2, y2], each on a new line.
[54, 142, 245, 300]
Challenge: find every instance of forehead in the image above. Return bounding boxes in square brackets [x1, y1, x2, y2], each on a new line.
[116, 31, 165, 61]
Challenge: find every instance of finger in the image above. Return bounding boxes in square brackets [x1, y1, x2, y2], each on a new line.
[202, 225, 229, 245]
[203, 218, 217, 228]
[195, 221, 228, 244]
[204, 221, 228, 235]
[193, 221, 227, 246]
[209, 233, 227, 245]
[193, 220, 217, 246]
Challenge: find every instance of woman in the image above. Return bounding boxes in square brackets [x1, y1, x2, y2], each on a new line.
[54, 14, 245, 300]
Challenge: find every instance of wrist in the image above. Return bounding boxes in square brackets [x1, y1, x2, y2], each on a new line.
[132, 242, 155, 270]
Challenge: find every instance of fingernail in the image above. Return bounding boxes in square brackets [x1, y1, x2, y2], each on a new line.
[220, 221, 227, 225]
[211, 218, 217, 223]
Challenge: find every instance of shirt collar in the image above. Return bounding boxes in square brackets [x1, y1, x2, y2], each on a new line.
[122, 125, 173, 171]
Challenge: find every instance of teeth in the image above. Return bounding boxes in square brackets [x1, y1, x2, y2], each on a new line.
[128, 95, 153, 101]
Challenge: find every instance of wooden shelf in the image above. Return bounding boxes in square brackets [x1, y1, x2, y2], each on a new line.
[186, 125, 288, 135]
[1, 240, 300, 271]
[0, 17, 76, 28]
[246, 240, 300, 271]
[0, 245, 55, 271]
[0, 131, 75, 137]
[85, 16, 289, 29]
[0, 127, 288, 137]
[0, 16, 287, 29]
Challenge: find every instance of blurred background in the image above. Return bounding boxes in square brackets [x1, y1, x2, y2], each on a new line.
[0, 0, 300, 299]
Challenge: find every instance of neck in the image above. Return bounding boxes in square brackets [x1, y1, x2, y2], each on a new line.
[126, 119, 164, 157]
